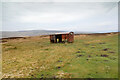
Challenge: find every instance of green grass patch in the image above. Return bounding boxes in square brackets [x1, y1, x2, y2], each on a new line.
[2, 34, 118, 78]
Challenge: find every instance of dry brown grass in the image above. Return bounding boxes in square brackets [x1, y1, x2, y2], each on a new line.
[2, 33, 118, 78]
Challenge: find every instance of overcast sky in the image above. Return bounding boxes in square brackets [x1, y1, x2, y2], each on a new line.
[2, 1, 119, 32]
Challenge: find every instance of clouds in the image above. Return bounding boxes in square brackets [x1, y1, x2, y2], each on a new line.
[20, 11, 95, 24]
[2, 2, 118, 32]
[1, 0, 120, 2]
[18, 3, 107, 23]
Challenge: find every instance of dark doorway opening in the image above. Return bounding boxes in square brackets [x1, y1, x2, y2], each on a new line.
[55, 34, 62, 43]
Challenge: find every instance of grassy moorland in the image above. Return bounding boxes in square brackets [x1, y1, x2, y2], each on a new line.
[2, 33, 118, 78]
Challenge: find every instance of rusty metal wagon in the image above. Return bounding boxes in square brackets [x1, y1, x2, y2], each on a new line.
[50, 32, 74, 43]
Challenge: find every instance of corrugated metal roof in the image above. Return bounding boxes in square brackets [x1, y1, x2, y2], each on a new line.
[50, 32, 70, 35]
[54, 32, 70, 34]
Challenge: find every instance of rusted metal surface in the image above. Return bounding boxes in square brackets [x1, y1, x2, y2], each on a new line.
[50, 32, 74, 43]
[68, 32, 74, 43]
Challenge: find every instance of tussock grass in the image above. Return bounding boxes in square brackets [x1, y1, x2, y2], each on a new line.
[2, 33, 118, 78]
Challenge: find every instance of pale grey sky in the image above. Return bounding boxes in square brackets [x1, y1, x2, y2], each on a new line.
[1, 0, 120, 2]
[1, 0, 119, 32]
